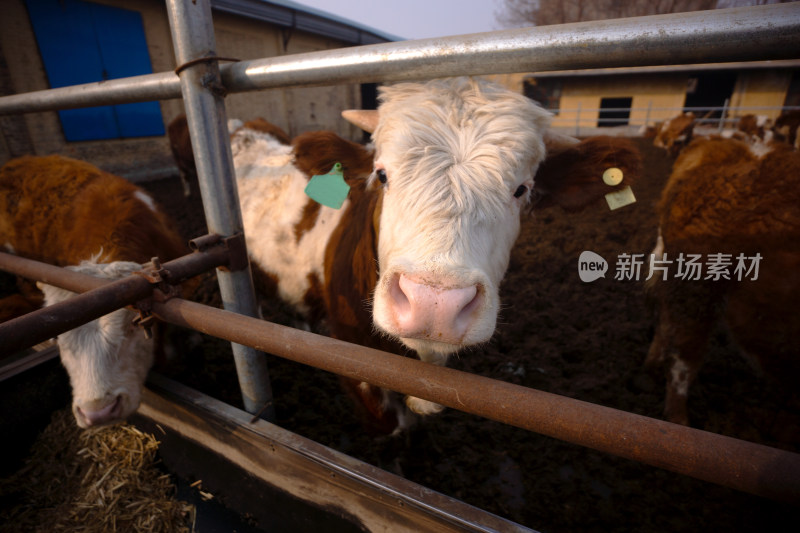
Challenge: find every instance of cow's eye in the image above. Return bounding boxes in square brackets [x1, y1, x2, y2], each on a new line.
[513, 184, 528, 198]
[376, 169, 388, 184]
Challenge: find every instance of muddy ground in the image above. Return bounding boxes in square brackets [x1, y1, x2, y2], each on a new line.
[3, 137, 798, 532]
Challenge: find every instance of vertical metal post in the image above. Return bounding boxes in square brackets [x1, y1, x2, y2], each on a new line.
[575, 101, 581, 136]
[719, 98, 730, 132]
[166, 0, 274, 420]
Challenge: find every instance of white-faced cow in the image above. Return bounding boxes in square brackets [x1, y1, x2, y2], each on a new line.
[646, 136, 800, 426]
[233, 77, 641, 433]
[0, 155, 189, 428]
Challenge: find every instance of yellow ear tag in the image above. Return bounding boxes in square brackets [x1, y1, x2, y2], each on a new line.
[603, 167, 624, 186]
[304, 162, 350, 209]
[605, 186, 636, 210]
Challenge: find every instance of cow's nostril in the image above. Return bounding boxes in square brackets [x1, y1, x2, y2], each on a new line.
[77, 395, 124, 427]
[390, 274, 411, 315]
[388, 274, 483, 343]
[455, 286, 482, 328]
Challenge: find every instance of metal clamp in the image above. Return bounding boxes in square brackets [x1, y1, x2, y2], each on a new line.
[189, 232, 249, 272]
[131, 257, 183, 338]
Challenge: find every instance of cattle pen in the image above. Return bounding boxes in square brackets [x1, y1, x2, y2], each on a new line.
[2, 1, 800, 531]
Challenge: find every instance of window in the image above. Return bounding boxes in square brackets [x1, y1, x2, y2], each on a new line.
[25, 0, 164, 141]
[598, 97, 632, 127]
[683, 71, 737, 119]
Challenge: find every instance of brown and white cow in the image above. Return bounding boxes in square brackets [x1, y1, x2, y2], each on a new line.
[233, 77, 641, 433]
[773, 109, 800, 150]
[652, 112, 696, 157]
[167, 113, 291, 196]
[0, 155, 189, 428]
[735, 114, 773, 142]
[645, 136, 800, 426]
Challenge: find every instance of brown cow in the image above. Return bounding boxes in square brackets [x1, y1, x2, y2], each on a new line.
[232, 77, 642, 434]
[773, 109, 800, 150]
[645, 136, 800, 426]
[652, 112, 695, 157]
[0, 155, 190, 428]
[736, 114, 773, 141]
[166, 113, 195, 197]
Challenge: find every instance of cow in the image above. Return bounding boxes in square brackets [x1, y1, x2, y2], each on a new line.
[773, 109, 800, 150]
[652, 112, 696, 157]
[232, 77, 642, 434]
[645, 136, 800, 426]
[0, 154, 190, 428]
[167, 113, 291, 196]
[735, 114, 773, 142]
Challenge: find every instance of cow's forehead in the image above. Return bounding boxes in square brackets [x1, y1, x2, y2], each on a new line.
[374, 78, 549, 180]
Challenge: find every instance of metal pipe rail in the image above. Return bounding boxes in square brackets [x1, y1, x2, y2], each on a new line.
[0, 4, 798, 115]
[150, 295, 799, 505]
[2, 252, 799, 503]
[0, 245, 230, 353]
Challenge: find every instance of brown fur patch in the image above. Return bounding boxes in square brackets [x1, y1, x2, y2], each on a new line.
[291, 131, 374, 187]
[338, 377, 400, 436]
[0, 155, 188, 267]
[250, 263, 279, 301]
[167, 114, 196, 181]
[654, 113, 695, 156]
[532, 136, 642, 212]
[242, 118, 291, 145]
[293, 200, 321, 243]
[0, 155, 192, 321]
[302, 272, 326, 327]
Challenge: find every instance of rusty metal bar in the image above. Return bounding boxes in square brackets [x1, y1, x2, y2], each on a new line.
[0, 244, 230, 353]
[0, 269, 153, 353]
[151, 296, 800, 505]
[2, 249, 799, 502]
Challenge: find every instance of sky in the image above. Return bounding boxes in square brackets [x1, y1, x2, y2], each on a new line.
[289, 1, 777, 41]
[290, 0, 508, 41]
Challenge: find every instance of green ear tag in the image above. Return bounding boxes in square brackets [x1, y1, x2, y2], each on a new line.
[304, 162, 350, 209]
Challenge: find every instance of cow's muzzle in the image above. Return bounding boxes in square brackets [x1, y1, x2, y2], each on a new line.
[385, 272, 484, 345]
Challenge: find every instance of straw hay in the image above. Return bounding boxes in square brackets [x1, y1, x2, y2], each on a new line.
[0, 409, 195, 532]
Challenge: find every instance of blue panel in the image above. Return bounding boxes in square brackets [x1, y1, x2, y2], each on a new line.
[88, 2, 164, 137]
[25, 0, 117, 140]
[25, 0, 164, 141]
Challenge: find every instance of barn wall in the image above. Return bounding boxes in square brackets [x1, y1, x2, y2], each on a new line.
[550, 74, 688, 130]
[211, 11, 361, 141]
[0, 0, 363, 181]
[729, 69, 793, 120]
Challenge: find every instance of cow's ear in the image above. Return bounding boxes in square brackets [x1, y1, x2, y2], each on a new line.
[342, 110, 379, 134]
[543, 129, 581, 157]
[532, 136, 642, 212]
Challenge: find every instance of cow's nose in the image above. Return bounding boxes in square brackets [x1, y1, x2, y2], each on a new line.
[388, 273, 482, 344]
[75, 395, 123, 427]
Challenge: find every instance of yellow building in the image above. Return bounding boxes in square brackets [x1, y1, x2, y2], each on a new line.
[523, 61, 800, 135]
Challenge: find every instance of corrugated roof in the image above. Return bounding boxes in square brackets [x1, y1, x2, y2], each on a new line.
[210, 0, 404, 45]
